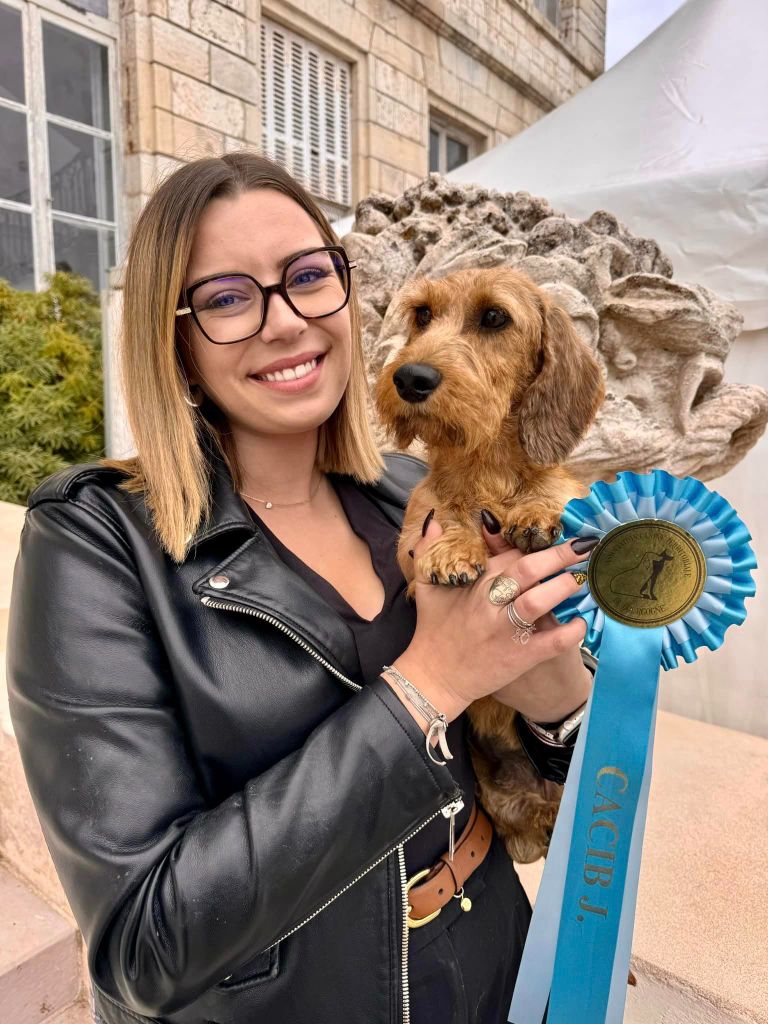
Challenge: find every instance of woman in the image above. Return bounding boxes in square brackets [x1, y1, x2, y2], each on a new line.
[7, 152, 597, 1024]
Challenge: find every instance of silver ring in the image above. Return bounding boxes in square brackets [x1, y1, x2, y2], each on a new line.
[507, 601, 534, 630]
[488, 574, 521, 606]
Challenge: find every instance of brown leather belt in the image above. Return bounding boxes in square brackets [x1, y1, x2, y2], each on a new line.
[406, 801, 493, 928]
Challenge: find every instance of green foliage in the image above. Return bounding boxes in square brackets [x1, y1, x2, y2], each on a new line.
[0, 271, 105, 504]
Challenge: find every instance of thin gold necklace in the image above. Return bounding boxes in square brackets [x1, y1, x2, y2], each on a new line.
[239, 471, 323, 510]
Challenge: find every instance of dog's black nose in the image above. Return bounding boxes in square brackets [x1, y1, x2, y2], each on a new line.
[393, 363, 442, 403]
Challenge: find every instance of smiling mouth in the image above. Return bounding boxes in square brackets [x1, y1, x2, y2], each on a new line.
[250, 354, 324, 383]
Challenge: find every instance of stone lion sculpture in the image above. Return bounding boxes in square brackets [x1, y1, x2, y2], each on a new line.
[341, 174, 768, 483]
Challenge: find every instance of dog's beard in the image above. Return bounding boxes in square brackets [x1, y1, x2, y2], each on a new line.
[387, 409, 466, 450]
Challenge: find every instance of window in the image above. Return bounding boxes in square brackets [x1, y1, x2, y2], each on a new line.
[261, 19, 351, 217]
[533, 0, 559, 27]
[428, 114, 481, 174]
[0, 1, 117, 293]
[0, 2, 34, 289]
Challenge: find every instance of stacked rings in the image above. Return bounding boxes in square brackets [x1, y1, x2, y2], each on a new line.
[486, 573, 535, 644]
[508, 601, 536, 645]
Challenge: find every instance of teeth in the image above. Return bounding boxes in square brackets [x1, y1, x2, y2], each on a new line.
[256, 357, 318, 382]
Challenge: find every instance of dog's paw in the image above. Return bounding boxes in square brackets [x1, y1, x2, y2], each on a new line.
[501, 507, 563, 554]
[417, 533, 487, 587]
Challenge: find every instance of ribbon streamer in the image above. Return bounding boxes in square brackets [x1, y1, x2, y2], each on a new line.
[548, 620, 661, 1022]
[508, 469, 756, 1024]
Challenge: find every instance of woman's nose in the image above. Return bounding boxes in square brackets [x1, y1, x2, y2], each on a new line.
[259, 291, 307, 342]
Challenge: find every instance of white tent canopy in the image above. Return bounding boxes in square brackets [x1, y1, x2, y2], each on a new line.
[449, 0, 768, 330]
[334, 0, 766, 327]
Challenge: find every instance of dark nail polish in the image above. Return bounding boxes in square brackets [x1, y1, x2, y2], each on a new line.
[422, 508, 435, 536]
[571, 535, 601, 554]
[407, 549, 414, 558]
[481, 509, 501, 534]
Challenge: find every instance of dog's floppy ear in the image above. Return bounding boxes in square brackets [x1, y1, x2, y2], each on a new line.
[518, 300, 604, 466]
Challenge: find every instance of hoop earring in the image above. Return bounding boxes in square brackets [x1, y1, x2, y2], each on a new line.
[183, 384, 203, 408]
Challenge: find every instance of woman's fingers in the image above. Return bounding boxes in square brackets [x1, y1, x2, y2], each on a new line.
[411, 510, 443, 561]
[521, 614, 587, 662]
[502, 568, 587, 625]
[482, 521, 516, 558]
[487, 535, 599, 588]
[480, 509, 515, 559]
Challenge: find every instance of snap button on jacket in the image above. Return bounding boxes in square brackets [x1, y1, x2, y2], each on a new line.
[7, 449, 464, 1024]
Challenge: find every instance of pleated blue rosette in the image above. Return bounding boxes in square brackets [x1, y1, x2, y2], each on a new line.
[508, 469, 756, 1024]
[553, 469, 756, 670]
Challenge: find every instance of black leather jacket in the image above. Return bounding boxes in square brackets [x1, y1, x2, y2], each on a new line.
[7, 448, 477, 1024]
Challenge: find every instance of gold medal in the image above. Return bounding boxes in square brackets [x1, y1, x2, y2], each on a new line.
[587, 520, 706, 628]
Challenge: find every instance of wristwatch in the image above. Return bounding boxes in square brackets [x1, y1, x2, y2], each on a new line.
[513, 647, 596, 784]
[525, 647, 596, 740]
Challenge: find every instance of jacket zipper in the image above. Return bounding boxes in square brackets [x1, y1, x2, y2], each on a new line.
[200, 590, 463, 1021]
[200, 594, 362, 691]
[397, 845, 411, 1024]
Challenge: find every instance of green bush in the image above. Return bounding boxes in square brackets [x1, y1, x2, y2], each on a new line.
[0, 271, 105, 505]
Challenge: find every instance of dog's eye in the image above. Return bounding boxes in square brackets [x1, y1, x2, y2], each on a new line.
[479, 307, 510, 330]
[414, 306, 432, 328]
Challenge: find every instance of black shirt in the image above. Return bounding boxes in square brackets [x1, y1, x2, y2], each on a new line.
[246, 474, 477, 874]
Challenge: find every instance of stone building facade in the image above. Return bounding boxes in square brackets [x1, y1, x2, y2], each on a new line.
[0, 0, 604, 294]
[121, 0, 605, 223]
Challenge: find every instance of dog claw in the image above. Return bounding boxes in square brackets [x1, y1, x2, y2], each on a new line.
[448, 573, 458, 586]
[460, 572, 469, 584]
[474, 563, 485, 576]
[430, 572, 439, 585]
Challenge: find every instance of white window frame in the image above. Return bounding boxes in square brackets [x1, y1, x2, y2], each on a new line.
[261, 18, 352, 218]
[428, 112, 482, 174]
[0, 0, 121, 293]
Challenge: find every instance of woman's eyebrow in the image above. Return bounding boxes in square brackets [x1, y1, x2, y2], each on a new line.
[275, 245, 323, 270]
[186, 245, 323, 289]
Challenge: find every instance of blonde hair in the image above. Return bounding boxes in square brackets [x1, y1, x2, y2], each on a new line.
[101, 151, 384, 563]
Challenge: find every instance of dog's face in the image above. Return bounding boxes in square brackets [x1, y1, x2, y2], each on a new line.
[374, 267, 604, 465]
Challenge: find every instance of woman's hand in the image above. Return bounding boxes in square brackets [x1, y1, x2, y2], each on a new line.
[479, 514, 593, 723]
[390, 512, 598, 726]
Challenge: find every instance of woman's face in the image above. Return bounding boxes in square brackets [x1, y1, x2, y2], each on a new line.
[179, 188, 352, 441]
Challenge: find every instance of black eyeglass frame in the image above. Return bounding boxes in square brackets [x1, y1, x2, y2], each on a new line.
[175, 245, 357, 345]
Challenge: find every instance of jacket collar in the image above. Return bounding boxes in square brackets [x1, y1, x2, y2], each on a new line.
[188, 447, 422, 685]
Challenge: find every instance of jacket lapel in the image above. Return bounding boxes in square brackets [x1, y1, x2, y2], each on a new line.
[188, 448, 419, 684]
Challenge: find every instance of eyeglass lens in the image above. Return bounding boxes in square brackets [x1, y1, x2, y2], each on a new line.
[191, 248, 349, 343]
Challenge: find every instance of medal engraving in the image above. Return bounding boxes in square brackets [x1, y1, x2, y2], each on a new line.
[588, 520, 706, 628]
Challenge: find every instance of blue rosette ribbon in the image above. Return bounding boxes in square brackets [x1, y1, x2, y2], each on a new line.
[508, 469, 756, 1024]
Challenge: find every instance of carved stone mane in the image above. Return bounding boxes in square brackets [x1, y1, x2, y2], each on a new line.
[343, 174, 768, 482]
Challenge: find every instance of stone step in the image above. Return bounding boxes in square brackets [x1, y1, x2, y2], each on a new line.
[0, 863, 82, 1024]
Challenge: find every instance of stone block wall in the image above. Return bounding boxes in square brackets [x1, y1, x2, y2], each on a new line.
[118, 0, 604, 228]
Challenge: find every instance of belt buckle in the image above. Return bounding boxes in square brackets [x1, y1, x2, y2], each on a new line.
[405, 868, 441, 929]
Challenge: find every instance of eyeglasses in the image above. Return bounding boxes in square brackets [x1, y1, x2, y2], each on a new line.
[175, 245, 357, 345]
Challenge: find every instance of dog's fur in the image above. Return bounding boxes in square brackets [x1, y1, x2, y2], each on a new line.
[375, 267, 605, 864]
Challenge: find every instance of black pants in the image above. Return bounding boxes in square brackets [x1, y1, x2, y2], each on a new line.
[408, 830, 533, 1024]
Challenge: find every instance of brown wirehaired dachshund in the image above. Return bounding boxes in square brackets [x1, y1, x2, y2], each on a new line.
[375, 266, 605, 864]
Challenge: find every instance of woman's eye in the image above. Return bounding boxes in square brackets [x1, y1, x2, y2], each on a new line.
[289, 267, 329, 288]
[479, 307, 510, 330]
[206, 293, 245, 310]
[414, 306, 432, 328]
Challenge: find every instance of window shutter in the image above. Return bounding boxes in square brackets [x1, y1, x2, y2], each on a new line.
[261, 20, 351, 210]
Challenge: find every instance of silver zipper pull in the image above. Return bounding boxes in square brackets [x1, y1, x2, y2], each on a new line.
[441, 798, 464, 862]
